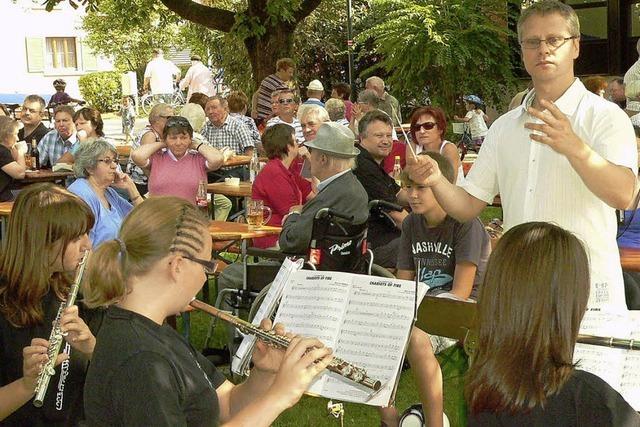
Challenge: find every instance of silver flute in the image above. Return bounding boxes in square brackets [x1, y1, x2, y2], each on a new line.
[33, 250, 90, 407]
[189, 299, 382, 391]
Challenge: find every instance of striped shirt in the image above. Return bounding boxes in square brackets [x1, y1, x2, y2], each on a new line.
[257, 74, 285, 120]
[266, 116, 304, 144]
[201, 114, 254, 153]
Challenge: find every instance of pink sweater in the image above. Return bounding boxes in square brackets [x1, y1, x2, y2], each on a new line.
[148, 150, 207, 204]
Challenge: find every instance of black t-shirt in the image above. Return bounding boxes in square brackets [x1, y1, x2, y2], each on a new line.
[469, 370, 640, 426]
[18, 122, 49, 145]
[0, 289, 102, 427]
[0, 145, 15, 202]
[84, 306, 227, 426]
[353, 144, 401, 247]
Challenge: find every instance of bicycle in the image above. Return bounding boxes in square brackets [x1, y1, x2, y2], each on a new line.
[140, 85, 186, 115]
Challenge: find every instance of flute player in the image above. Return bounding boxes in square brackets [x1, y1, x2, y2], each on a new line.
[82, 196, 333, 426]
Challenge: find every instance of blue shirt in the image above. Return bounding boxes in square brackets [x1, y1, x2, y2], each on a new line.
[68, 178, 133, 247]
[617, 210, 640, 249]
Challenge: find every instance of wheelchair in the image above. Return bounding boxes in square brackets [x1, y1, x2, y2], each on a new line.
[203, 202, 399, 358]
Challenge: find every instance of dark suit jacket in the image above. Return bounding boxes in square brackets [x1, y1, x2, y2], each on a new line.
[279, 170, 369, 254]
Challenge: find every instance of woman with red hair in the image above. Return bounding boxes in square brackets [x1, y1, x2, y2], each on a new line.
[409, 106, 463, 184]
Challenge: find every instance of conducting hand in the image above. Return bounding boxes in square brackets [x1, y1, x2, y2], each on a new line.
[59, 305, 96, 355]
[22, 338, 68, 391]
[525, 99, 585, 158]
[405, 153, 442, 186]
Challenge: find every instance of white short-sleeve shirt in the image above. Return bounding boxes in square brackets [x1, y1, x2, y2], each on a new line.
[144, 57, 180, 95]
[462, 78, 638, 311]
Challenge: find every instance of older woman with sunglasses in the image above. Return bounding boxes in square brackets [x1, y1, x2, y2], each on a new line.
[409, 106, 464, 184]
[68, 138, 144, 247]
[131, 116, 224, 204]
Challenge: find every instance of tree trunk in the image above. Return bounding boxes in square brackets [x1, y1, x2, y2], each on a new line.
[244, 24, 296, 90]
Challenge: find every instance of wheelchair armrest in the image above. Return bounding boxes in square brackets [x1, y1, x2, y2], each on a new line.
[369, 199, 403, 212]
[245, 247, 292, 262]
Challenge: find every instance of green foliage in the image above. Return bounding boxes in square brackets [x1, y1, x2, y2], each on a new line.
[78, 71, 122, 112]
[358, 0, 518, 114]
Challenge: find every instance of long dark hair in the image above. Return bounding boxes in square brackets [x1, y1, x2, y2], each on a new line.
[0, 184, 94, 327]
[465, 222, 590, 414]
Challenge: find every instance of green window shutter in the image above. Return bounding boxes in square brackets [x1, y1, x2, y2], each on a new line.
[25, 37, 45, 73]
[81, 40, 98, 71]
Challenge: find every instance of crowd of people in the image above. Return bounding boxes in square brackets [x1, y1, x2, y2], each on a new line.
[0, 0, 639, 425]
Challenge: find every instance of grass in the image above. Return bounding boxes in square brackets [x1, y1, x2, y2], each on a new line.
[183, 207, 501, 426]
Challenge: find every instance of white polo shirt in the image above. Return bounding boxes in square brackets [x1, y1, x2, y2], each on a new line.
[462, 78, 637, 311]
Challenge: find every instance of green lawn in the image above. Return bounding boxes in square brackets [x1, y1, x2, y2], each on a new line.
[186, 207, 501, 426]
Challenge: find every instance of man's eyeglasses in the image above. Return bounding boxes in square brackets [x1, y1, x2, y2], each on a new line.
[97, 157, 120, 165]
[520, 36, 577, 50]
[184, 256, 218, 274]
[412, 122, 437, 132]
[278, 98, 295, 105]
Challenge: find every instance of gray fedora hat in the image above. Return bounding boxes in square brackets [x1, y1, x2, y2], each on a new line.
[304, 122, 360, 158]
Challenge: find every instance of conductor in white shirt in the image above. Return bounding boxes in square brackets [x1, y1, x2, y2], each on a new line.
[406, 0, 638, 311]
[143, 49, 181, 103]
[179, 55, 215, 101]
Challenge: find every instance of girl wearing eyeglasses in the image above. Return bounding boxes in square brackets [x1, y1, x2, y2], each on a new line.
[131, 116, 224, 205]
[68, 138, 144, 247]
[83, 197, 332, 426]
[409, 106, 464, 184]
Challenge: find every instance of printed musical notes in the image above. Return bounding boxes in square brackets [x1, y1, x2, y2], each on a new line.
[273, 270, 427, 406]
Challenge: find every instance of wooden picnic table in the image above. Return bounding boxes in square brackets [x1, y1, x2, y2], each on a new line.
[222, 155, 268, 168]
[17, 169, 74, 185]
[0, 201, 13, 217]
[208, 220, 281, 242]
[207, 181, 252, 198]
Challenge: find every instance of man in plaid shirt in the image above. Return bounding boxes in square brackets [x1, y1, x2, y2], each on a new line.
[38, 105, 78, 167]
[202, 95, 254, 179]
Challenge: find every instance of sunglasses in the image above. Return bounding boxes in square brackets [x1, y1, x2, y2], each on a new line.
[412, 122, 437, 132]
[278, 98, 295, 104]
[165, 116, 192, 128]
[184, 256, 218, 274]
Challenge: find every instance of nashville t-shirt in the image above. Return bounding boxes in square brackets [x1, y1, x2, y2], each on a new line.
[397, 214, 490, 295]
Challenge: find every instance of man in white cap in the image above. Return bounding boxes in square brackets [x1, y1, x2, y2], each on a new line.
[279, 122, 369, 253]
[297, 79, 325, 120]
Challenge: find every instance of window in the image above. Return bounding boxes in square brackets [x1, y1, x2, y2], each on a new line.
[45, 37, 77, 70]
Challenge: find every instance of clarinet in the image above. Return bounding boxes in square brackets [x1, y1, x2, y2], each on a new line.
[189, 299, 382, 391]
[33, 250, 90, 408]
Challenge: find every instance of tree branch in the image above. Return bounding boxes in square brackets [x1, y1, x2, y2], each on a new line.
[293, 0, 323, 23]
[159, 0, 235, 33]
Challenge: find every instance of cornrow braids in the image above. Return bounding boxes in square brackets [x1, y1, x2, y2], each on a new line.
[170, 205, 208, 257]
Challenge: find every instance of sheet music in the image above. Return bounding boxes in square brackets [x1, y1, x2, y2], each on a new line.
[274, 271, 427, 406]
[231, 259, 304, 375]
[573, 310, 640, 410]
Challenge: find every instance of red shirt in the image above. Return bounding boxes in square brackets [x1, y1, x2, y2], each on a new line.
[252, 158, 303, 248]
[382, 140, 407, 174]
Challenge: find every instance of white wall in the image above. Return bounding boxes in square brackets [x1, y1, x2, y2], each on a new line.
[0, 0, 113, 101]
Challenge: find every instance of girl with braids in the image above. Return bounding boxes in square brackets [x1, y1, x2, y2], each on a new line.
[83, 196, 333, 426]
[0, 183, 97, 426]
[466, 222, 639, 425]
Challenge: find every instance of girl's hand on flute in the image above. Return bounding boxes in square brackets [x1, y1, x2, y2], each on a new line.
[252, 319, 289, 374]
[268, 336, 333, 410]
[60, 305, 96, 356]
[21, 338, 68, 391]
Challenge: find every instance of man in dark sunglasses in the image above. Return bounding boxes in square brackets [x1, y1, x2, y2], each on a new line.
[265, 89, 304, 144]
[407, 0, 637, 312]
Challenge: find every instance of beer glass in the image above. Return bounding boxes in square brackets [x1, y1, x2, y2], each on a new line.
[246, 199, 272, 229]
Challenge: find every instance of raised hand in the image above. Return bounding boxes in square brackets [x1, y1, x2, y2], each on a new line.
[525, 99, 585, 158]
[405, 153, 442, 187]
